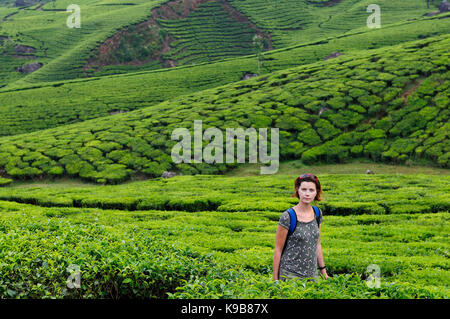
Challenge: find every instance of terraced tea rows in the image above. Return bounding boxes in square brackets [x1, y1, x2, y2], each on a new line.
[1, 173, 449, 214]
[0, 35, 448, 184]
[227, 0, 439, 46]
[0, 0, 168, 86]
[0, 173, 448, 298]
[0, 0, 445, 87]
[1, 13, 448, 137]
[0, 0, 448, 302]
[158, 1, 267, 66]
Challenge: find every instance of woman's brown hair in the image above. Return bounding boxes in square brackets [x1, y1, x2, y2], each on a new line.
[291, 173, 322, 201]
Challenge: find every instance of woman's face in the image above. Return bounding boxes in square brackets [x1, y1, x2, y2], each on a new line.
[297, 181, 317, 203]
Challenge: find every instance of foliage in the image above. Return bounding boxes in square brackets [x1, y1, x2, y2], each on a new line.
[0, 172, 448, 299]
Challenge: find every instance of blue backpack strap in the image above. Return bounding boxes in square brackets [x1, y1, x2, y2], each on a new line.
[312, 205, 321, 226]
[287, 207, 297, 234]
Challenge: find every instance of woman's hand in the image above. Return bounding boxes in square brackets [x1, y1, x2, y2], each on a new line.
[320, 268, 328, 280]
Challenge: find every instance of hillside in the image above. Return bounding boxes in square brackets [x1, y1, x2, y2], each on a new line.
[0, 0, 168, 86]
[0, 0, 445, 88]
[0, 12, 449, 137]
[0, 34, 448, 184]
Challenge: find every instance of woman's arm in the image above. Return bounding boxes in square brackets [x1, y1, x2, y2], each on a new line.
[273, 224, 288, 280]
[317, 223, 328, 279]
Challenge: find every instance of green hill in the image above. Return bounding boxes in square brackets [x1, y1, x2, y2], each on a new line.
[0, 12, 448, 137]
[0, 0, 168, 86]
[227, 0, 438, 46]
[0, 0, 445, 87]
[0, 34, 448, 184]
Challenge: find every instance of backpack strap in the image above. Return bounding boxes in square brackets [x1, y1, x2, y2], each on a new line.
[282, 208, 296, 255]
[288, 206, 321, 234]
[312, 205, 321, 227]
[287, 207, 297, 235]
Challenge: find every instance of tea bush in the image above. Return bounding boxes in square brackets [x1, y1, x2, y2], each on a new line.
[0, 178, 12, 187]
[1, 174, 448, 215]
[0, 192, 447, 299]
[0, 208, 222, 298]
[2, 35, 449, 184]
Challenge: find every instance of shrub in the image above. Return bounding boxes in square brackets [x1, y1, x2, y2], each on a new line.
[77, 147, 104, 163]
[321, 141, 349, 162]
[364, 139, 386, 159]
[96, 142, 122, 153]
[7, 166, 43, 178]
[363, 129, 386, 141]
[175, 163, 199, 175]
[297, 128, 322, 146]
[314, 119, 340, 140]
[368, 104, 382, 116]
[95, 164, 131, 184]
[248, 114, 273, 128]
[377, 73, 396, 82]
[79, 162, 97, 180]
[171, 272, 446, 299]
[0, 216, 218, 298]
[350, 145, 363, 156]
[64, 158, 86, 176]
[348, 104, 366, 114]
[0, 178, 12, 187]
[322, 202, 385, 215]
[374, 116, 392, 130]
[301, 146, 323, 164]
[141, 162, 168, 177]
[326, 96, 346, 109]
[369, 81, 387, 94]
[383, 87, 402, 102]
[47, 166, 65, 176]
[43, 148, 74, 159]
[348, 88, 366, 98]
[304, 100, 322, 113]
[381, 149, 399, 161]
[434, 92, 449, 109]
[106, 150, 129, 162]
[129, 137, 153, 155]
[358, 95, 382, 108]
[389, 138, 418, 155]
[275, 114, 310, 131]
[285, 141, 306, 158]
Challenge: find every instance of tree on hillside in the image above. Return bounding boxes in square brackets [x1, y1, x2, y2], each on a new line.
[253, 34, 264, 75]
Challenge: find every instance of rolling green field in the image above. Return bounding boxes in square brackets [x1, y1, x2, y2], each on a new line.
[0, 0, 449, 300]
[1, 13, 449, 137]
[0, 173, 448, 298]
[0, 0, 446, 87]
[0, 34, 448, 184]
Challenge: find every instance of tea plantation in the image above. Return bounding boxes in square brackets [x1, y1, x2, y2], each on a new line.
[0, 0, 446, 86]
[0, 0, 448, 299]
[0, 174, 448, 298]
[1, 13, 449, 136]
[0, 34, 448, 184]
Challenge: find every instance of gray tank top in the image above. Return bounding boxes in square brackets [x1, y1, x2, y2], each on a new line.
[278, 208, 322, 279]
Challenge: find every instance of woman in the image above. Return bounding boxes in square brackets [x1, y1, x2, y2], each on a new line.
[273, 173, 328, 281]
